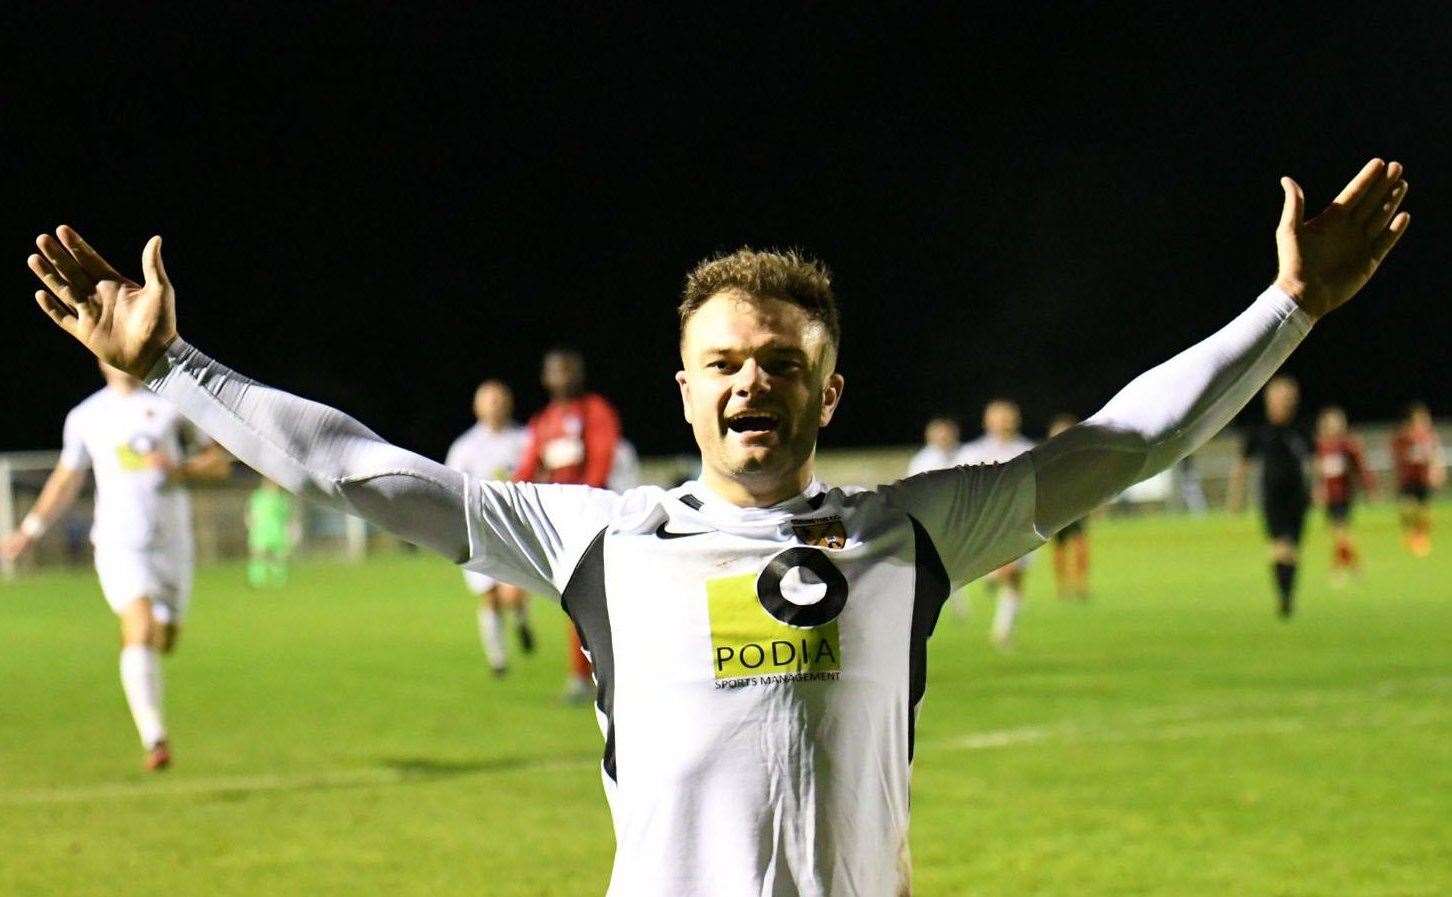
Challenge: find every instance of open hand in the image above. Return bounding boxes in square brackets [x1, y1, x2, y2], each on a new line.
[1275, 159, 1410, 319]
[28, 227, 178, 377]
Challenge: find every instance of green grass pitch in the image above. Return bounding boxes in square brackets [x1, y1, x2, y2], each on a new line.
[2, 506, 1448, 896]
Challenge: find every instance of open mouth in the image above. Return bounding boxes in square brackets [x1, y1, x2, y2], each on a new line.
[726, 412, 781, 435]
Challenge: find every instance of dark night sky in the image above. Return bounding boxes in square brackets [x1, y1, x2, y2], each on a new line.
[2, 6, 1446, 459]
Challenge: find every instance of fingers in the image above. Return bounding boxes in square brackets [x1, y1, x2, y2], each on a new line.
[1331, 158, 1386, 209]
[1278, 177, 1305, 231]
[57, 225, 128, 283]
[1365, 178, 1408, 235]
[34, 234, 95, 307]
[36, 233, 93, 291]
[27, 252, 82, 312]
[34, 289, 78, 335]
[1371, 211, 1410, 264]
[140, 235, 169, 288]
[1353, 160, 1404, 227]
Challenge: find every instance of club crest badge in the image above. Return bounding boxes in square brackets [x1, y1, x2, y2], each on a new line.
[791, 516, 847, 550]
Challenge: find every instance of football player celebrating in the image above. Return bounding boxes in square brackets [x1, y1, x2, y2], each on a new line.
[23, 158, 1407, 894]
[2, 362, 230, 770]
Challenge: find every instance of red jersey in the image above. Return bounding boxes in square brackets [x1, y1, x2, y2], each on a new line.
[516, 393, 620, 488]
[1315, 435, 1373, 504]
[1391, 426, 1443, 489]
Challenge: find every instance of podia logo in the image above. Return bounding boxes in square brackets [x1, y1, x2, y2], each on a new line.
[707, 547, 848, 680]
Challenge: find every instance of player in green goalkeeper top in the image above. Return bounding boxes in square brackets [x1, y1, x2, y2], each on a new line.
[246, 478, 296, 587]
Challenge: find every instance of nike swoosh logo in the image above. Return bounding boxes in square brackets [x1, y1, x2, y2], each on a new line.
[655, 522, 709, 539]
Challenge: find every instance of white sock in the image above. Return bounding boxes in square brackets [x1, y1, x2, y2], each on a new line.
[477, 606, 506, 670]
[119, 645, 166, 748]
[991, 589, 1021, 644]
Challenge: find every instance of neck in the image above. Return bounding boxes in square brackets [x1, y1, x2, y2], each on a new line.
[699, 462, 814, 509]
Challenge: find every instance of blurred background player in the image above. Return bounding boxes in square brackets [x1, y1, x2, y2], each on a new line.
[0, 362, 230, 769]
[1391, 402, 1446, 557]
[1047, 414, 1091, 600]
[515, 349, 620, 700]
[1229, 376, 1311, 618]
[245, 478, 297, 588]
[446, 380, 534, 676]
[956, 399, 1036, 648]
[906, 415, 961, 476]
[1313, 406, 1376, 584]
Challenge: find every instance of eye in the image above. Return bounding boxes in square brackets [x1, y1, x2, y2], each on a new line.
[763, 358, 802, 376]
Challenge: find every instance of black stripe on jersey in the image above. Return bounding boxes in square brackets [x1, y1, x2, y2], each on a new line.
[906, 515, 951, 761]
[560, 527, 619, 782]
[679, 494, 704, 510]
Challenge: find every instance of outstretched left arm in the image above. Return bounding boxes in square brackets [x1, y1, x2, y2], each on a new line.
[1031, 285, 1310, 534]
[1031, 159, 1409, 535]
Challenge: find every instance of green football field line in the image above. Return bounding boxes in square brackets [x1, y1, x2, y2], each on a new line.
[1, 505, 1448, 896]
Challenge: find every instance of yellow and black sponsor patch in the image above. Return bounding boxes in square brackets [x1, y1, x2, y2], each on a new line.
[705, 547, 849, 682]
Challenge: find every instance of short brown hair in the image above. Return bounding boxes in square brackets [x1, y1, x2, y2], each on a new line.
[678, 248, 840, 349]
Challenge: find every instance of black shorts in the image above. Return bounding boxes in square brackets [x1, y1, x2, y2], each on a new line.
[1055, 519, 1086, 543]
[1326, 499, 1352, 524]
[1261, 494, 1309, 544]
[1400, 483, 1430, 504]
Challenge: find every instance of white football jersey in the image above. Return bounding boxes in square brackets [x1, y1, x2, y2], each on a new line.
[462, 462, 1041, 896]
[955, 433, 1036, 466]
[145, 287, 1316, 896]
[59, 387, 204, 551]
[444, 423, 526, 482]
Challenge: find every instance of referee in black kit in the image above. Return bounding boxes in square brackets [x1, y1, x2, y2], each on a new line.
[1230, 375, 1313, 618]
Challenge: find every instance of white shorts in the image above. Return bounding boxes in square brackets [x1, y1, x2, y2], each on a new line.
[94, 545, 194, 623]
[462, 569, 500, 595]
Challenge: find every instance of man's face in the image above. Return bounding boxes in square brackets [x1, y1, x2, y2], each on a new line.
[1264, 380, 1298, 424]
[542, 353, 584, 398]
[925, 419, 959, 450]
[983, 402, 1020, 439]
[1317, 408, 1346, 438]
[676, 290, 844, 495]
[474, 382, 512, 427]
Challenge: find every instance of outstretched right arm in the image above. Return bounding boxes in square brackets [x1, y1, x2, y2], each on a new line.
[26, 227, 618, 596]
[146, 339, 472, 561]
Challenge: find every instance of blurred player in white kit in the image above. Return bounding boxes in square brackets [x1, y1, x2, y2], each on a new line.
[445, 380, 534, 675]
[2, 362, 230, 769]
[906, 415, 961, 476]
[956, 399, 1036, 648]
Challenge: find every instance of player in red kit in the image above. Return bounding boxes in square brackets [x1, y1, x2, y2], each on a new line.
[1313, 406, 1375, 584]
[1391, 403, 1446, 557]
[516, 348, 621, 701]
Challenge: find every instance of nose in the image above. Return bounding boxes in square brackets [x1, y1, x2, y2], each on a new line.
[731, 358, 768, 398]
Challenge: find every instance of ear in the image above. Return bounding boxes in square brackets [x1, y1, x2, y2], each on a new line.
[675, 370, 693, 424]
[818, 372, 845, 427]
